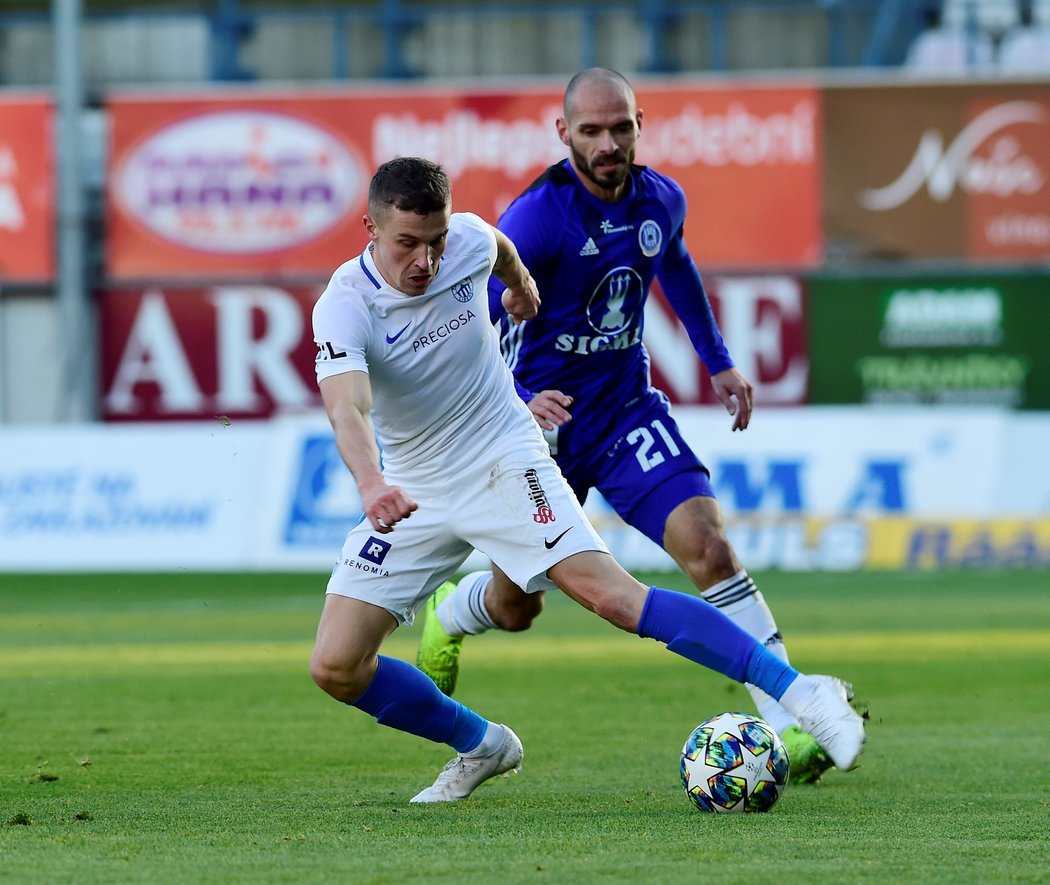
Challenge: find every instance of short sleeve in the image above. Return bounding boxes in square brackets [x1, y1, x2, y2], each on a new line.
[313, 285, 370, 383]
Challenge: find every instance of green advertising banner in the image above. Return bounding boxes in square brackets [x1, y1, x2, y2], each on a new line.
[808, 272, 1050, 409]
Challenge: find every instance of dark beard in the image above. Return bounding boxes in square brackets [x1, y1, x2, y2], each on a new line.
[570, 142, 630, 191]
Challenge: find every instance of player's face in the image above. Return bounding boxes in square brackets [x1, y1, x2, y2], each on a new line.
[558, 80, 641, 202]
[364, 205, 451, 296]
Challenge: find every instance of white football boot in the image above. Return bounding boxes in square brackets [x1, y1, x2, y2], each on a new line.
[410, 725, 523, 803]
[789, 675, 866, 771]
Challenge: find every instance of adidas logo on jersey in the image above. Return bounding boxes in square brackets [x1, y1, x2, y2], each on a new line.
[579, 237, 599, 256]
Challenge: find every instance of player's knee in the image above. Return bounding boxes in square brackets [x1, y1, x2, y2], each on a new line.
[309, 654, 341, 696]
[492, 594, 543, 632]
[681, 535, 737, 586]
[310, 651, 369, 702]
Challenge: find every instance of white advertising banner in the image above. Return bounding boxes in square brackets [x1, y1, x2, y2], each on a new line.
[253, 414, 362, 571]
[675, 406, 1005, 517]
[0, 422, 270, 571]
[0, 407, 1046, 573]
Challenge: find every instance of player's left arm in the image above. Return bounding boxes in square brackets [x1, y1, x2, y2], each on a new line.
[659, 231, 753, 431]
[709, 367, 754, 432]
[491, 228, 540, 325]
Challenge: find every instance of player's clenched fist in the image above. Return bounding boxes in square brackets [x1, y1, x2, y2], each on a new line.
[501, 271, 540, 325]
[360, 480, 418, 533]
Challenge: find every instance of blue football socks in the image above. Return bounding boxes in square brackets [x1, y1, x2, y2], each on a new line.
[638, 586, 799, 699]
[351, 655, 487, 753]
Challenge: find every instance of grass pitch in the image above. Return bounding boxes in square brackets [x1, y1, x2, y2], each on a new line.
[1, 569, 1048, 883]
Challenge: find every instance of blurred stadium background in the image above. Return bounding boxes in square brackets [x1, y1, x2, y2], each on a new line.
[1, 0, 1048, 574]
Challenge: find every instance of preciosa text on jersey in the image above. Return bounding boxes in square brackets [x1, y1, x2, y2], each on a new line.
[412, 309, 477, 352]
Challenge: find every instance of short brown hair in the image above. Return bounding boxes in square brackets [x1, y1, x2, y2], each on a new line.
[368, 157, 450, 217]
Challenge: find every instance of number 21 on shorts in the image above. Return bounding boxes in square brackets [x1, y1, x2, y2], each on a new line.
[626, 419, 681, 472]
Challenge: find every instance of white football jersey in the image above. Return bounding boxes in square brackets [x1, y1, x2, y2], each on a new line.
[313, 212, 541, 478]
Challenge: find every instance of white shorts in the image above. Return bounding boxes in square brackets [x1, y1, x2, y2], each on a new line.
[325, 440, 608, 625]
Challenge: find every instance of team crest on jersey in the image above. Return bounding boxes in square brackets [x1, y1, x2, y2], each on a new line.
[585, 266, 644, 337]
[451, 277, 474, 303]
[639, 220, 662, 257]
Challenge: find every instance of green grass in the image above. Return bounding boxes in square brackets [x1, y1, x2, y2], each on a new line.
[1, 570, 1048, 883]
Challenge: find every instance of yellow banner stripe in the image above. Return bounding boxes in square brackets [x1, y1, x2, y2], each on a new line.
[0, 629, 1045, 676]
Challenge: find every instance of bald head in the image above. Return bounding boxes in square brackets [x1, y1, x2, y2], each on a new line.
[563, 67, 636, 120]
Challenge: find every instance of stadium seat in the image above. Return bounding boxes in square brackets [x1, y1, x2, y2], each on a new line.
[941, 0, 1021, 36]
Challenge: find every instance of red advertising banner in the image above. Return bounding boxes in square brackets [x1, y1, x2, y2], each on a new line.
[637, 83, 821, 267]
[104, 83, 821, 281]
[99, 285, 324, 422]
[0, 96, 54, 283]
[98, 277, 808, 422]
[646, 275, 809, 407]
[824, 83, 1050, 262]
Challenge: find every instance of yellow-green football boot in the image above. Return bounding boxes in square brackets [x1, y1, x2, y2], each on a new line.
[416, 582, 463, 696]
[781, 725, 833, 784]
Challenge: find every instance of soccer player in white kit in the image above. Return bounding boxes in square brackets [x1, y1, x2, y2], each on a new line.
[309, 157, 865, 803]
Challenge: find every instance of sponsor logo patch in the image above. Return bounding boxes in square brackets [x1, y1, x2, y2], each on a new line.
[359, 535, 391, 565]
[524, 467, 556, 524]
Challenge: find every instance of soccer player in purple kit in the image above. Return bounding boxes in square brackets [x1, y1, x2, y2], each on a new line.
[416, 68, 842, 784]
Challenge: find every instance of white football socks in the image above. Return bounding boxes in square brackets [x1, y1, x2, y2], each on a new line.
[436, 570, 498, 637]
[702, 570, 800, 734]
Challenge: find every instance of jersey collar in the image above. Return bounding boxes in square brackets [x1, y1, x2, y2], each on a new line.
[360, 246, 384, 290]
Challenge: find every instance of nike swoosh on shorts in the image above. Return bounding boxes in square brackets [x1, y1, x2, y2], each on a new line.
[544, 527, 573, 549]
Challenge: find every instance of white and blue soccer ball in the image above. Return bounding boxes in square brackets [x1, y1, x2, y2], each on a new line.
[680, 711, 790, 813]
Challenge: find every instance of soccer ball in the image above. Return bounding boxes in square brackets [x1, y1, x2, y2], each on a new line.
[680, 711, 790, 813]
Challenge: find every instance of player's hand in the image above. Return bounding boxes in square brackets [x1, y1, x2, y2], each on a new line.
[527, 389, 573, 431]
[710, 367, 754, 432]
[501, 271, 541, 325]
[359, 480, 418, 534]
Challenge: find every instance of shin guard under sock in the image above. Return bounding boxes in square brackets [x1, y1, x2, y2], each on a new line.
[350, 655, 487, 753]
[638, 586, 798, 699]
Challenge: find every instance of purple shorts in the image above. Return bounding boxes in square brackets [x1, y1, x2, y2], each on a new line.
[555, 395, 715, 547]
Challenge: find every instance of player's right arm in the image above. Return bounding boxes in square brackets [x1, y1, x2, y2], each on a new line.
[486, 173, 562, 326]
[487, 170, 570, 419]
[491, 227, 540, 325]
[319, 371, 417, 534]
